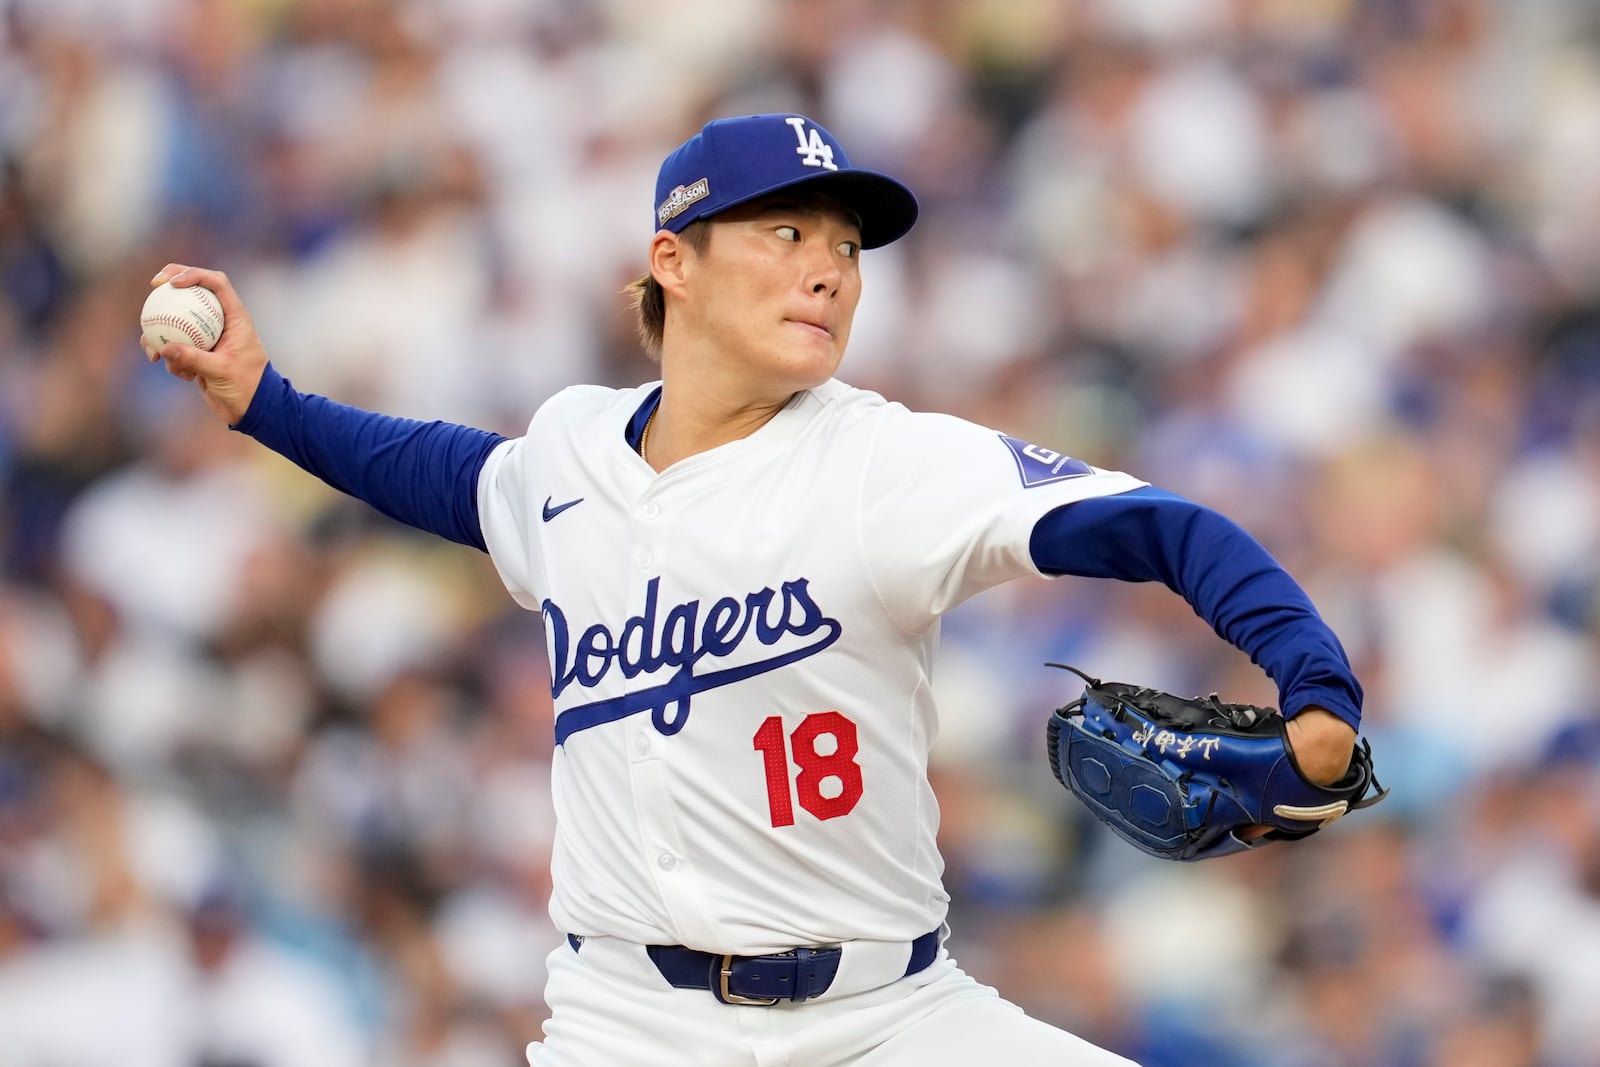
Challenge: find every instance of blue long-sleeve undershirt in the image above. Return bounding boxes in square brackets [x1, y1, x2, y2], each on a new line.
[232, 363, 505, 550]
[1029, 486, 1362, 727]
[234, 368, 1360, 727]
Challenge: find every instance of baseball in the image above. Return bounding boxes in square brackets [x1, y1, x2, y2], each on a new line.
[141, 281, 225, 352]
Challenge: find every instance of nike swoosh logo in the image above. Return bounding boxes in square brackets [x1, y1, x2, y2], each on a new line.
[542, 496, 584, 522]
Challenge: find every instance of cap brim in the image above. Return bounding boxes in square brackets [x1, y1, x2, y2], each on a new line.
[713, 169, 919, 250]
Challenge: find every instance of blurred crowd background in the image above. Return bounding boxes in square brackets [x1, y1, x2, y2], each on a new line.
[2, 0, 1599, 1064]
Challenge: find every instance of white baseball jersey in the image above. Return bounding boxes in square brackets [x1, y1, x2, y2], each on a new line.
[476, 380, 1146, 955]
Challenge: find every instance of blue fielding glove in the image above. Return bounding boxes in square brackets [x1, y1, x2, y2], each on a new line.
[1046, 665, 1387, 861]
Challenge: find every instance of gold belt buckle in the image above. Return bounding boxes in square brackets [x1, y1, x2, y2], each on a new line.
[719, 954, 781, 1006]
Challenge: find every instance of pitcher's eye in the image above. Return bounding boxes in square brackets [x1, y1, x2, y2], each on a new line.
[838, 241, 859, 259]
[776, 226, 799, 242]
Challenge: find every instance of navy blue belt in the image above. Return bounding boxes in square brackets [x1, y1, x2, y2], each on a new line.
[566, 928, 940, 1006]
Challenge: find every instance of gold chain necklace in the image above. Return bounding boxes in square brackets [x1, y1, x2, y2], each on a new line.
[639, 406, 657, 462]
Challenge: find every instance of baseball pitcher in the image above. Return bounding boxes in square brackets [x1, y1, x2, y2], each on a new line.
[142, 114, 1374, 1066]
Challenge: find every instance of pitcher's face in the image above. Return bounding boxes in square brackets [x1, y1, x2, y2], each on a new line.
[679, 194, 864, 391]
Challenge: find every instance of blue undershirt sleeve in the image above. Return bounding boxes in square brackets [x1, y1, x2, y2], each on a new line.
[1028, 485, 1362, 728]
[231, 363, 507, 551]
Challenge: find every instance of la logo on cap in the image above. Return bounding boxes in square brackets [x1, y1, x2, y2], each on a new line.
[650, 112, 918, 247]
[785, 117, 838, 171]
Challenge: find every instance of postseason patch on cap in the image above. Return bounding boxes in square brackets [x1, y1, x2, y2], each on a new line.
[658, 178, 710, 226]
[999, 434, 1093, 487]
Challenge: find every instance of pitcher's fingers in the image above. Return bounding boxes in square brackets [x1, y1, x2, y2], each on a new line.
[159, 352, 198, 383]
[140, 336, 160, 362]
[158, 265, 249, 331]
[150, 263, 192, 287]
[158, 340, 210, 379]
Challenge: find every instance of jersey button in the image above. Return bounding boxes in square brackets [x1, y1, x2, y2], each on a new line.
[636, 547, 654, 568]
[642, 502, 661, 519]
[657, 852, 678, 871]
[634, 733, 651, 755]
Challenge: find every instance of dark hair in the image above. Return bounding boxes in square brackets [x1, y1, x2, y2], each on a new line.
[625, 219, 712, 357]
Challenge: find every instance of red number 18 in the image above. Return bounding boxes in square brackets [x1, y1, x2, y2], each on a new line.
[752, 711, 864, 827]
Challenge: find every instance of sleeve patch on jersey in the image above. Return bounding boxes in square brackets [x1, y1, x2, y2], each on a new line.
[999, 434, 1094, 487]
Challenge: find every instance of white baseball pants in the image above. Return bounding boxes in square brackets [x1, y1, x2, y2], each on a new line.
[524, 936, 1139, 1067]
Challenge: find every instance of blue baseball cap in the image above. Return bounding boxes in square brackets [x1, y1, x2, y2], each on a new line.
[653, 114, 918, 249]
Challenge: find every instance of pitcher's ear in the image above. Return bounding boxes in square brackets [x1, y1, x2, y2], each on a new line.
[650, 230, 688, 293]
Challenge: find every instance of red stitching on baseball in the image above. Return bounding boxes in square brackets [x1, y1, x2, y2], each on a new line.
[142, 314, 212, 346]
